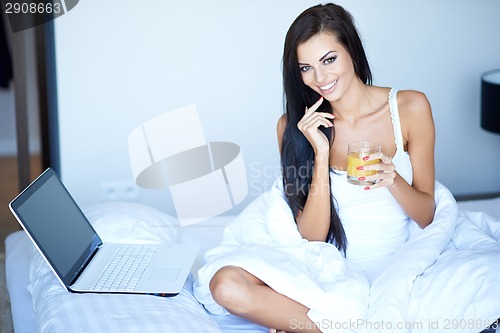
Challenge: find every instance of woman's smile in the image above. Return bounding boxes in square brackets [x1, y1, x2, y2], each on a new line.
[319, 78, 339, 94]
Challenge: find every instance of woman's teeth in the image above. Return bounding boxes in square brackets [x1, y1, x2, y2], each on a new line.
[320, 79, 338, 91]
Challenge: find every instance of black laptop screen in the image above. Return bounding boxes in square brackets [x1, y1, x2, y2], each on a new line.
[10, 168, 101, 286]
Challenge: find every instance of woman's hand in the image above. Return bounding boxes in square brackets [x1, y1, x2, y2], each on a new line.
[359, 152, 396, 190]
[297, 97, 334, 155]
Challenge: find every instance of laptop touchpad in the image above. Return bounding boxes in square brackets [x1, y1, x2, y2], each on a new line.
[149, 266, 181, 281]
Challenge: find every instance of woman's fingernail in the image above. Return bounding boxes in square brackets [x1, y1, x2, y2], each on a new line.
[358, 177, 365, 181]
[363, 156, 369, 161]
[364, 186, 370, 190]
[356, 166, 364, 170]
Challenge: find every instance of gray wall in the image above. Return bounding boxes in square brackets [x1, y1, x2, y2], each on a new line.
[52, 0, 500, 214]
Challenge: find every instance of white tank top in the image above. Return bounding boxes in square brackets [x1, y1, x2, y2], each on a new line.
[330, 88, 413, 272]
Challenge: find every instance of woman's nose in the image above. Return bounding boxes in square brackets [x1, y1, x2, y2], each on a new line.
[314, 67, 326, 83]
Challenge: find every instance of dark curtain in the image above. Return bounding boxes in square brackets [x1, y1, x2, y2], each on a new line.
[0, 11, 13, 88]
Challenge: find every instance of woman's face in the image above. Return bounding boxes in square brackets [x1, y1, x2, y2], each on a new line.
[297, 31, 357, 102]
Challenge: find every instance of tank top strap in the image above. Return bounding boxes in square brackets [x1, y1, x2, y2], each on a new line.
[388, 88, 405, 153]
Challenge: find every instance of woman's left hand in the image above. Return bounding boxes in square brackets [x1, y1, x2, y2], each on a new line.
[360, 152, 397, 190]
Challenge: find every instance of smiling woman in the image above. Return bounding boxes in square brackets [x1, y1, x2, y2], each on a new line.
[205, 3, 437, 332]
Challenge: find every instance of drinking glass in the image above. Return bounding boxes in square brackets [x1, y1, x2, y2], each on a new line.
[347, 142, 381, 186]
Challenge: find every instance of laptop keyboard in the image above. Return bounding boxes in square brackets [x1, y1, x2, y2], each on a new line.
[90, 244, 158, 291]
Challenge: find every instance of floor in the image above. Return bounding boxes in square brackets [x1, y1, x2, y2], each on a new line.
[0, 155, 42, 253]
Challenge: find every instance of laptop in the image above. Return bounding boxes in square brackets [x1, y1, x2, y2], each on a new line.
[9, 168, 198, 296]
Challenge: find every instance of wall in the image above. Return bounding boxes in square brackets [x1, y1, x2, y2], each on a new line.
[53, 0, 500, 215]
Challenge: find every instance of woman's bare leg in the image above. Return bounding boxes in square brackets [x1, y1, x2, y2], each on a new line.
[209, 266, 321, 333]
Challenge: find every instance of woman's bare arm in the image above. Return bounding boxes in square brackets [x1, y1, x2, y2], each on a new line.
[374, 90, 436, 228]
[277, 109, 332, 241]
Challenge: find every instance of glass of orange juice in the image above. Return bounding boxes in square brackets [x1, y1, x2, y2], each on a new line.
[347, 142, 381, 185]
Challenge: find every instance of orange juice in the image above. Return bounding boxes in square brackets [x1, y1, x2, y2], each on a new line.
[346, 142, 381, 186]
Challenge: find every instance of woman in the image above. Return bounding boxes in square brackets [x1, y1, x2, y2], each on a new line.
[209, 3, 436, 332]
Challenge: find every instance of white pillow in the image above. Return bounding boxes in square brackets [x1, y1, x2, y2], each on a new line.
[82, 201, 180, 244]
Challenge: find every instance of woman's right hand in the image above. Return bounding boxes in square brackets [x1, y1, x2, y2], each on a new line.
[297, 97, 334, 155]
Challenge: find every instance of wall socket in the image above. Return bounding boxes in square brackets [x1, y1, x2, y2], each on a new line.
[101, 180, 138, 201]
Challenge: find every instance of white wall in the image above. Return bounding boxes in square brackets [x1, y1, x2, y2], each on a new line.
[53, 0, 500, 215]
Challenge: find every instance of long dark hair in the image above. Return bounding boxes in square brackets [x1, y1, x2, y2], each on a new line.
[281, 3, 372, 253]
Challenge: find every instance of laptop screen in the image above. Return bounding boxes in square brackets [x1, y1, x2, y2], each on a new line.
[9, 168, 102, 288]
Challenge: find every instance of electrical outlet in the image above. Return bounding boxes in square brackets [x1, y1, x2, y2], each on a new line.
[101, 180, 138, 201]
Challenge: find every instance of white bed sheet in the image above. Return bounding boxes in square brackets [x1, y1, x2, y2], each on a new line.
[5, 198, 499, 333]
[5, 211, 266, 333]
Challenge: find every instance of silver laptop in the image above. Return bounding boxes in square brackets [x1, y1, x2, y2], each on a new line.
[9, 168, 198, 296]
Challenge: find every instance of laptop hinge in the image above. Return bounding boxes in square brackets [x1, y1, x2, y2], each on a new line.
[69, 245, 100, 286]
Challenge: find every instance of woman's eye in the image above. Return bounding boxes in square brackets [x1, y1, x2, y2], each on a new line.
[300, 66, 312, 72]
[324, 56, 337, 64]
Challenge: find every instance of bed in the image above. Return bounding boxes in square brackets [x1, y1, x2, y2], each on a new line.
[5, 193, 500, 333]
[5, 201, 267, 333]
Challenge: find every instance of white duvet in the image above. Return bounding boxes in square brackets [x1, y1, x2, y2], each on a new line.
[193, 181, 500, 333]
